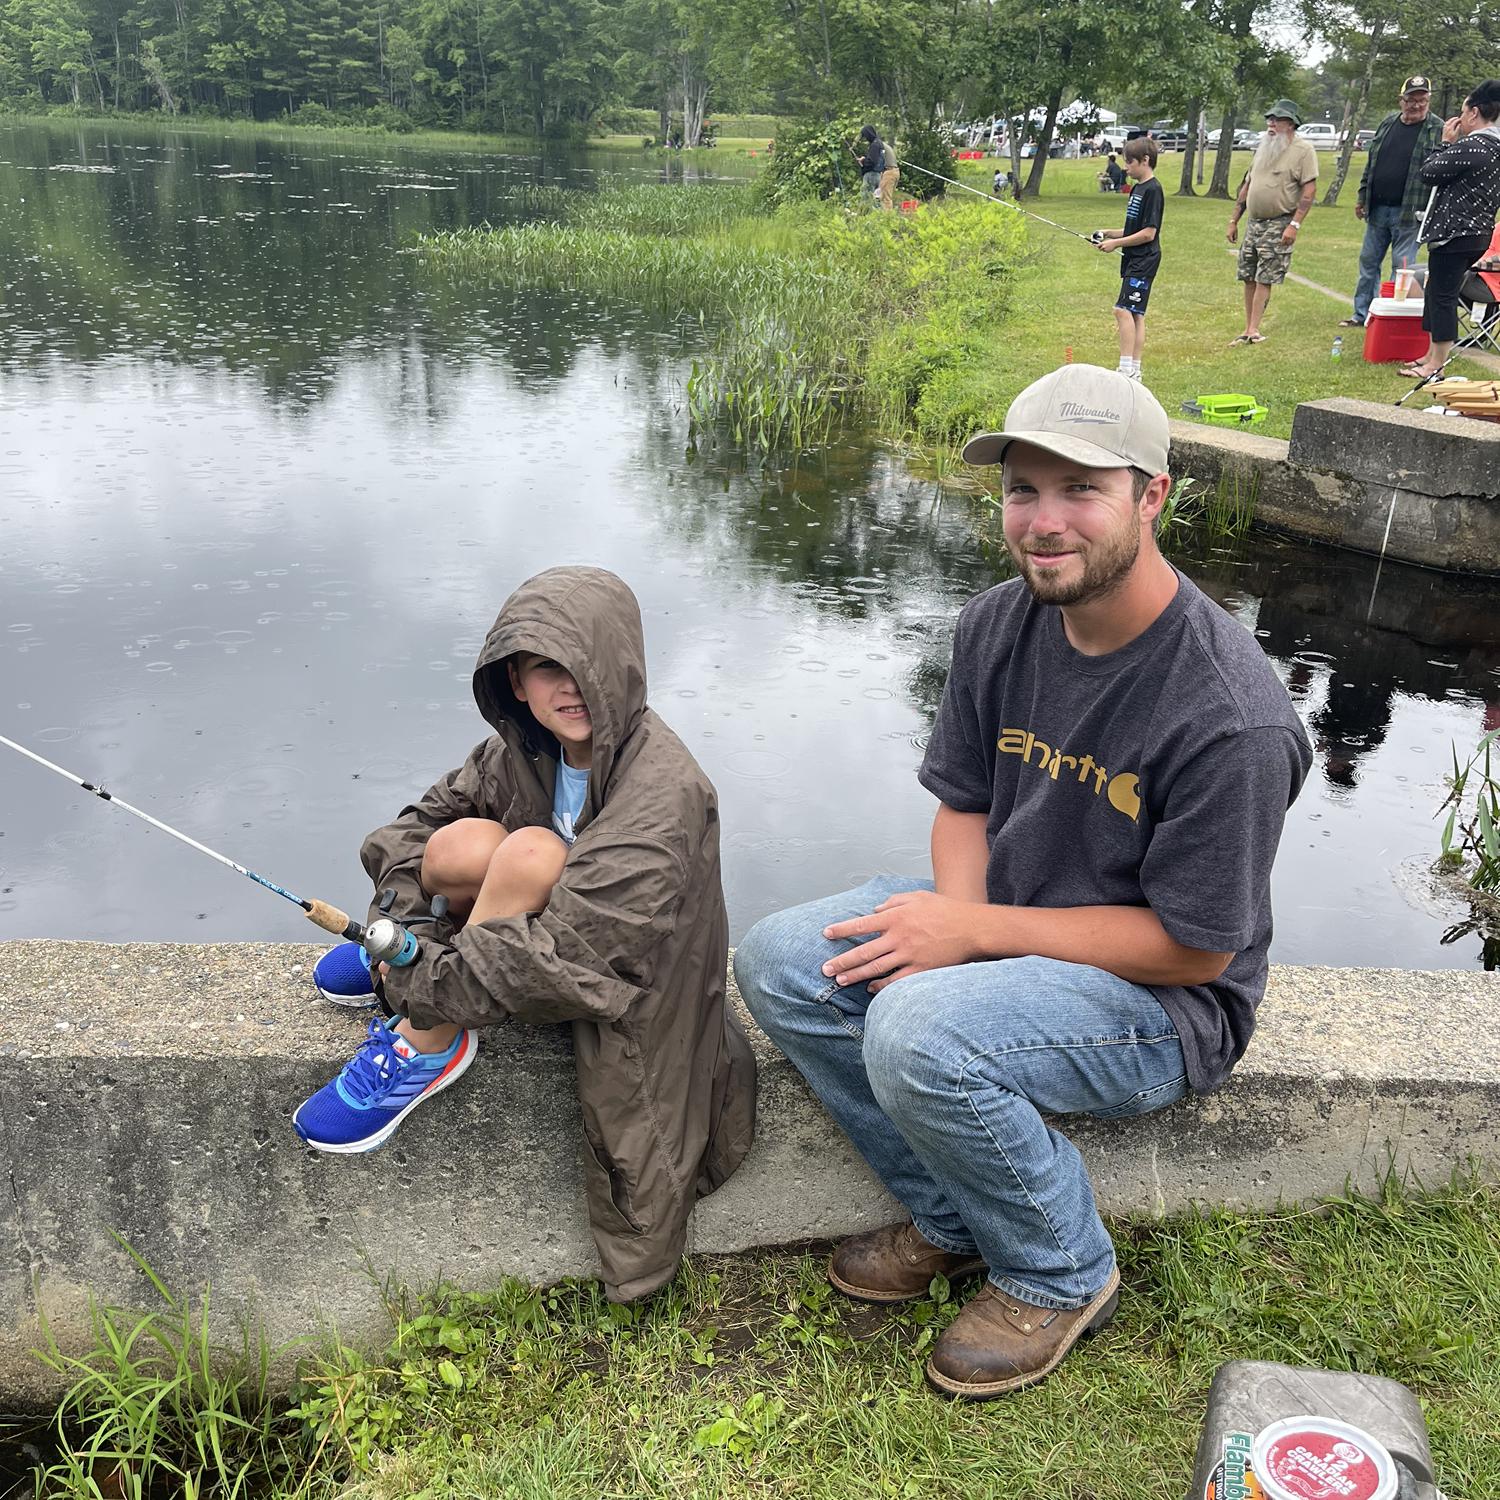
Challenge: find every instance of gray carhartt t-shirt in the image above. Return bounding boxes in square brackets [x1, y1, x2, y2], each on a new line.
[918, 569, 1312, 1094]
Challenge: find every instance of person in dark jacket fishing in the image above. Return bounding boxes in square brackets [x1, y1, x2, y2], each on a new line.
[855, 124, 898, 207]
[293, 566, 757, 1303]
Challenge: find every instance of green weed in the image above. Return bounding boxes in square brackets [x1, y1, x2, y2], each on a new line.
[31, 1240, 295, 1499]
[1438, 729, 1500, 893]
[25, 1181, 1500, 1498]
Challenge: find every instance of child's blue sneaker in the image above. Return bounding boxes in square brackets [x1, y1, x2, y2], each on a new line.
[313, 941, 376, 1007]
[293, 1018, 478, 1153]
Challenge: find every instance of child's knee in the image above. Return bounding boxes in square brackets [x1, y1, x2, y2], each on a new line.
[491, 825, 568, 888]
[422, 817, 506, 892]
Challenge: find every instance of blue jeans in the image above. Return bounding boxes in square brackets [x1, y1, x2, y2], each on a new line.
[735, 876, 1189, 1310]
[1353, 205, 1421, 322]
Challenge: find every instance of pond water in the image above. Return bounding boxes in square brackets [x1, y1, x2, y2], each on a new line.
[3, 120, 1498, 970]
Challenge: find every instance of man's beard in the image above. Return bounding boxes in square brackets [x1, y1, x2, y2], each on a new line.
[1255, 131, 1290, 168]
[1008, 514, 1142, 607]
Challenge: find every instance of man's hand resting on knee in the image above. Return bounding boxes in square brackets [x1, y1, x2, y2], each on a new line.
[823, 890, 981, 992]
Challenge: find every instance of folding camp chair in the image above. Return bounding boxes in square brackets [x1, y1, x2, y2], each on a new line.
[1455, 276, 1500, 357]
[1453, 225, 1500, 359]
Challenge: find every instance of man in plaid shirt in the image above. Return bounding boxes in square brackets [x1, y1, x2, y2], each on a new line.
[1345, 76, 1445, 326]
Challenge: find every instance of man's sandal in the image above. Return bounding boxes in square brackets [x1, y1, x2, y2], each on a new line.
[1399, 362, 1435, 379]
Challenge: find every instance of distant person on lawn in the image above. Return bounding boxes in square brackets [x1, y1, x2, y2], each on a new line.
[1096, 136, 1163, 382]
[736, 366, 1311, 1401]
[1227, 101, 1319, 344]
[1344, 76, 1444, 328]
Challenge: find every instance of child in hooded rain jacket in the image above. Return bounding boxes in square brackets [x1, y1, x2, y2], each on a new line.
[294, 566, 757, 1302]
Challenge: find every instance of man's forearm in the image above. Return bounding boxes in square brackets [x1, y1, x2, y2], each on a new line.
[928, 804, 1230, 984]
[967, 900, 1231, 987]
[932, 804, 989, 903]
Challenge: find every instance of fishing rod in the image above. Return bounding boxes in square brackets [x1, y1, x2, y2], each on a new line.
[898, 157, 1105, 245]
[0, 733, 420, 968]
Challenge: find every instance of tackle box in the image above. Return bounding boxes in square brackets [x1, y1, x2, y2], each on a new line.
[1179, 393, 1267, 426]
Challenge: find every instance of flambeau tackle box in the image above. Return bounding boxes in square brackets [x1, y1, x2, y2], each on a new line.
[1189, 1361, 1444, 1500]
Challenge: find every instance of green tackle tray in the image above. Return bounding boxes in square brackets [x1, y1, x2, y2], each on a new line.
[1179, 393, 1267, 426]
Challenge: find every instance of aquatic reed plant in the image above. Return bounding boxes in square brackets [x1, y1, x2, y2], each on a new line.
[499, 182, 756, 235]
[32, 1241, 295, 1499]
[421, 222, 860, 449]
[1155, 471, 1257, 546]
[1438, 729, 1500, 894]
[418, 189, 1024, 452]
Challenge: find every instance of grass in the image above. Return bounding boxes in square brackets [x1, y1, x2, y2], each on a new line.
[942, 154, 1492, 440]
[27, 1178, 1498, 1498]
[0, 111, 778, 158]
[417, 187, 1026, 452]
[418, 153, 1490, 463]
[29, 1239, 300, 1498]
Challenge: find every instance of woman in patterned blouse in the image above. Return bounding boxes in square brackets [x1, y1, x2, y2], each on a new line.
[1402, 79, 1500, 379]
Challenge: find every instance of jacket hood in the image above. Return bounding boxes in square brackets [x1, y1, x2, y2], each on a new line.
[473, 567, 647, 784]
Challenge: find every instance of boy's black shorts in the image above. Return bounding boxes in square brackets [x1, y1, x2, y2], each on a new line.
[1115, 270, 1155, 316]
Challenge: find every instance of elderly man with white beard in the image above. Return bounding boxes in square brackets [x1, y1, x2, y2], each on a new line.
[1226, 101, 1319, 344]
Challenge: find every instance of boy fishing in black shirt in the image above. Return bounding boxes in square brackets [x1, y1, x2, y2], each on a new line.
[1096, 137, 1164, 382]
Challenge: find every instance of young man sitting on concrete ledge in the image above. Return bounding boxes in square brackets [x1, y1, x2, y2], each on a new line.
[735, 366, 1312, 1399]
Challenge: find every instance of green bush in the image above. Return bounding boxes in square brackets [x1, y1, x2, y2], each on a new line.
[759, 112, 872, 208]
[894, 124, 956, 201]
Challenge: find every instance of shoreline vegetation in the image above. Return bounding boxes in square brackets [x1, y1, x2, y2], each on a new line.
[418, 180, 1027, 456]
[0, 107, 777, 156]
[16, 1179, 1497, 1498]
[414, 156, 1490, 465]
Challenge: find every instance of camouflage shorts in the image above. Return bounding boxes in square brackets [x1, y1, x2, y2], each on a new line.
[1237, 214, 1296, 285]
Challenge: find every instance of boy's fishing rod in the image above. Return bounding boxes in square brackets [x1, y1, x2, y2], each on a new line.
[897, 158, 1104, 245]
[0, 733, 419, 966]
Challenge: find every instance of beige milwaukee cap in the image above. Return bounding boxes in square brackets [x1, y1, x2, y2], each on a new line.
[961, 364, 1171, 474]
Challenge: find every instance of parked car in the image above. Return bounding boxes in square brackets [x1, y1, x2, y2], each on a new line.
[1297, 122, 1341, 150]
[1205, 127, 1262, 149]
[1100, 124, 1146, 152]
[1352, 128, 1375, 150]
[1152, 129, 1190, 151]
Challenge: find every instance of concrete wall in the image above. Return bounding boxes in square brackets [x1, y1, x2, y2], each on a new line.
[1167, 399, 1500, 575]
[1, 941, 1497, 1403]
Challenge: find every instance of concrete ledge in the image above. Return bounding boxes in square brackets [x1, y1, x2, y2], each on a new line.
[1168, 412, 1500, 575]
[1288, 397, 1500, 499]
[1, 942, 1497, 1402]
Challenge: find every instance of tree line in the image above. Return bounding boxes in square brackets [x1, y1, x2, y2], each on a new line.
[0, 0, 1494, 196]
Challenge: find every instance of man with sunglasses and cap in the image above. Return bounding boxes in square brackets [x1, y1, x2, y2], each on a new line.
[735, 365, 1311, 1400]
[1344, 76, 1445, 328]
[1227, 100, 1319, 343]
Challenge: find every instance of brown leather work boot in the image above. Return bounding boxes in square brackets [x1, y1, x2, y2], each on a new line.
[828, 1221, 986, 1304]
[925, 1267, 1121, 1399]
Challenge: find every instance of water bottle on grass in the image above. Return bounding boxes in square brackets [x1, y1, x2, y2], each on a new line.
[1332, 335, 1343, 361]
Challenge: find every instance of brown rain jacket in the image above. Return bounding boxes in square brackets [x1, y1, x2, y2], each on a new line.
[360, 567, 757, 1301]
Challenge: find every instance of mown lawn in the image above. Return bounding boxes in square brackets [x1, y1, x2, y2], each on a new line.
[942, 154, 1487, 440]
[264, 1180, 1498, 1499]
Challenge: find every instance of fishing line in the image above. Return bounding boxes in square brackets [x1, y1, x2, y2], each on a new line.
[897, 158, 1104, 245]
[1, 732, 366, 943]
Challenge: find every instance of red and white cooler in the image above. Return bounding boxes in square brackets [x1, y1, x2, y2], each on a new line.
[1363, 295, 1427, 363]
